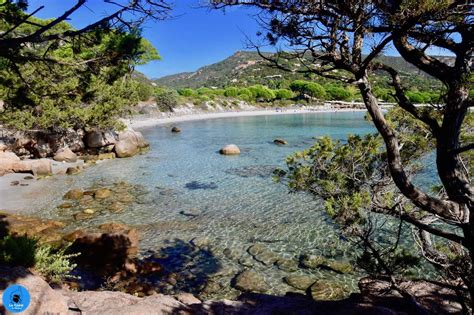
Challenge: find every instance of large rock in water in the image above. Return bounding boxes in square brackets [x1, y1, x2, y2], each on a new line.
[86, 129, 118, 148]
[53, 147, 77, 162]
[0, 157, 52, 176]
[233, 270, 268, 293]
[115, 130, 149, 158]
[64, 223, 139, 275]
[219, 144, 240, 155]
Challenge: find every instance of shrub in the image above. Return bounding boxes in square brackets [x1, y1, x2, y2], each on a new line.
[35, 245, 78, 283]
[0, 235, 36, 266]
[290, 80, 326, 99]
[154, 88, 179, 111]
[275, 89, 294, 100]
[224, 87, 240, 98]
[134, 81, 154, 101]
[406, 91, 432, 104]
[248, 85, 276, 101]
[325, 85, 353, 101]
[177, 88, 196, 97]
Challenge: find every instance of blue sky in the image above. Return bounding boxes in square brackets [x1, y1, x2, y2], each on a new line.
[28, 0, 262, 79]
[27, 1, 448, 79]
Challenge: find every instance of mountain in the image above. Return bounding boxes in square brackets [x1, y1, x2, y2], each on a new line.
[154, 51, 449, 89]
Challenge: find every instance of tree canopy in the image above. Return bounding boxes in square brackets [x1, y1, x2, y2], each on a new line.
[213, 0, 473, 311]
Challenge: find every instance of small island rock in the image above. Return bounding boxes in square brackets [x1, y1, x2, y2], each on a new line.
[273, 138, 288, 145]
[219, 144, 240, 155]
[171, 126, 181, 133]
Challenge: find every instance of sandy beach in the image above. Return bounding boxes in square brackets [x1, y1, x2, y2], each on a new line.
[128, 107, 367, 129]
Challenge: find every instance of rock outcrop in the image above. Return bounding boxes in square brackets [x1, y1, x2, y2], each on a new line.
[114, 130, 149, 158]
[53, 147, 78, 163]
[219, 144, 241, 155]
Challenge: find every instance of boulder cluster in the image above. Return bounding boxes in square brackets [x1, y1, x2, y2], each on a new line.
[0, 128, 148, 176]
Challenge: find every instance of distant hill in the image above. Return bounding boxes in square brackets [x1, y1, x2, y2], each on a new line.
[154, 51, 450, 89]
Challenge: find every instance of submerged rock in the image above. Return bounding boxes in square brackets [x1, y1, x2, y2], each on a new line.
[325, 260, 353, 274]
[273, 138, 288, 145]
[275, 258, 298, 272]
[300, 254, 326, 269]
[171, 126, 181, 133]
[219, 144, 240, 155]
[233, 270, 268, 293]
[307, 280, 348, 301]
[284, 275, 316, 290]
[64, 189, 84, 200]
[95, 188, 112, 199]
[248, 244, 279, 266]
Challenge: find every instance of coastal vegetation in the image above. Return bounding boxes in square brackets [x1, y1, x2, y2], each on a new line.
[213, 0, 473, 312]
[0, 0, 472, 314]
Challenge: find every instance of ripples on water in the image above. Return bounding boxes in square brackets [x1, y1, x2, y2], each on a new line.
[34, 112, 434, 298]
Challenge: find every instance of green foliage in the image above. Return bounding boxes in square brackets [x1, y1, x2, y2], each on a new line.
[0, 235, 36, 266]
[275, 89, 294, 99]
[0, 9, 160, 130]
[224, 87, 240, 98]
[154, 88, 179, 111]
[248, 84, 276, 101]
[290, 80, 326, 99]
[325, 85, 353, 101]
[406, 91, 432, 103]
[34, 245, 78, 283]
[177, 88, 196, 97]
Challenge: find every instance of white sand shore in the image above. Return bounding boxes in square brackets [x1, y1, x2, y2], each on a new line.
[128, 107, 367, 129]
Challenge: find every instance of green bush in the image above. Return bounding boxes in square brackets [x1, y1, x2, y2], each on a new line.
[177, 88, 196, 97]
[275, 89, 294, 100]
[406, 91, 432, 104]
[0, 235, 36, 266]
[325, 85, 353, 101]
[248, 84, 276, 101]
[290, 80, 326, 99]
[134, 81, 154, 101]
[35, 245, 78, 283]
[154, 88, 179, 111]
[224, 87, 240, 98]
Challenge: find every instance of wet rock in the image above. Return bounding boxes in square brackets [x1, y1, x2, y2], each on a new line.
[98, 152, 116, 160]
[248, 244, 279, 266]
[115, 130, 149, 158]
[24, 175, 34, 180]
[171, 126, 181, 133]
[66, 166, 82, 175]
[223, 248, 234, 259]
[300, 254, 326, 269]
[190, 237, 210, 248]
[307, 280, 348, 301]
[115, 193, 134, 204]
[10, 180, 19, 186]
[233, 270, 268, 293]
[219, 144, 240, 155]
[274, 138, 288, 145]
[108, 202, 125, 213]
[64, 189, 84, 200]
[95, 188, 112, 199]
[79, 195, 94, 205]
[0, 212, 65, 244]
[284, 275, 316, 290]
[275, 258, 298, 272]
[325, 260, 354, 274]
[73, 211, 96, 221]
[53, 147, 77, 162]
[1, 158, 53, 176]
[86, 129, 118, 148]
[238, 257, 254, 268]
[66, 224, 139, 275]
[58, 202, 74, 209]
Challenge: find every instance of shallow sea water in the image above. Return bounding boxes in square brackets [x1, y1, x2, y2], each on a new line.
[33, 111, 412, 298]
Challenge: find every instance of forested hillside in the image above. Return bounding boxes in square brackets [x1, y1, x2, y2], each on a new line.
[155, 51, 448, 89]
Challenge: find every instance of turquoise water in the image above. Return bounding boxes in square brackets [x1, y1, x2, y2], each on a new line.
[39, 112, 383, 298]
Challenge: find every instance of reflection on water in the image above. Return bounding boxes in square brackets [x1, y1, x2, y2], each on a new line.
[29, 112, 434, 298]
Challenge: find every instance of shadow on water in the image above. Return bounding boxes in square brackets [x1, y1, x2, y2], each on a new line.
[184, 181, 218, 190]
